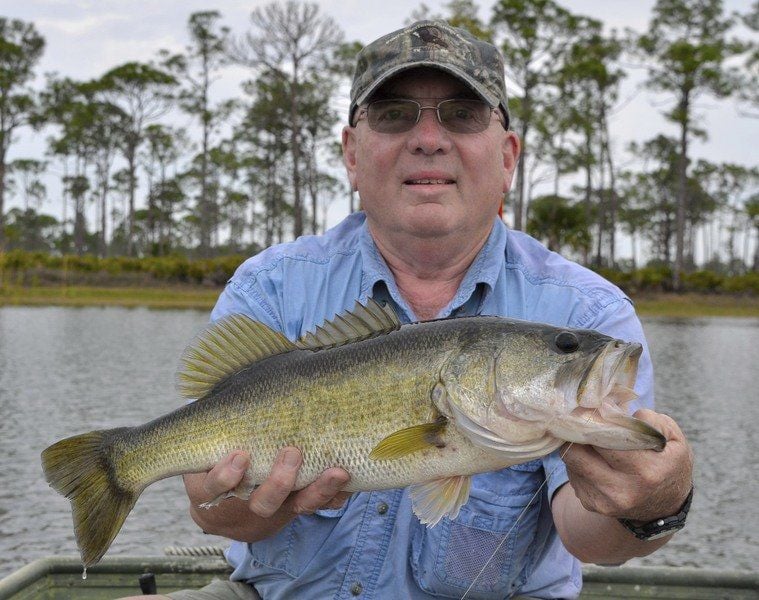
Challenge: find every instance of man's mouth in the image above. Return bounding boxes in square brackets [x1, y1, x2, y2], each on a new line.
[404, 178, 455, 185]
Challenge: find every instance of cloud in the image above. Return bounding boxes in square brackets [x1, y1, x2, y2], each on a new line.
[35, 13, 129, 37]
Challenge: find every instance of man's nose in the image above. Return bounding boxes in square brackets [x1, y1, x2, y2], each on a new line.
[407, 107, 452, 155]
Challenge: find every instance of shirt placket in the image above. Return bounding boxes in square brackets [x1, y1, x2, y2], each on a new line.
[337, 490, 402, 599]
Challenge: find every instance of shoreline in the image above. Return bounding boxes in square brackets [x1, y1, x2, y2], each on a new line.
[0, 285, 220, 310]
[1, 284, 758, 317]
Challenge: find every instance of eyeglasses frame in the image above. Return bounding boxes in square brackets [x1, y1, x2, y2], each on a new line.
[353, 98, 509, 133]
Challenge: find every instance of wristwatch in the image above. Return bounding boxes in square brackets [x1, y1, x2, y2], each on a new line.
[618, 487, 694, 541]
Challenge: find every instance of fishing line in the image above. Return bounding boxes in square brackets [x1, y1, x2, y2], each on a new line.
[459, 403, 605, 600]
[459, 441, 577, 600]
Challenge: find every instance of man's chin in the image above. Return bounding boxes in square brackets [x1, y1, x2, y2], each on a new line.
[401, 214, 463, 239]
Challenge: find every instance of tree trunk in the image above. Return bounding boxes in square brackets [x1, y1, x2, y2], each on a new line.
[199, 57, 211, 257]
[290, 71, 303, 239]
[308, 138, 318, 235]
[595, 134, 606, 268]
[728, 211, 737, 268]
[514, 118, 529, 231]
[583, 130, 593, 266]
[601, 104, 617, 267]
[0, 156, 6, 250]
[61, 160, 69, 251]
[742, 220, 750, 271]
[264, 142, 275, 248]
[100, 177, 108, 257]
[631, 230, 638, 271]
[674, 92, 690, 290]
[661, 200, 672, 266]
[127, 146, 137, 256]
[73, 182, 86, 256]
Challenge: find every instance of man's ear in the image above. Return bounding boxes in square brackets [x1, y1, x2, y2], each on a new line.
[501, 131, 521, 194]
[342, 126, 358, 192]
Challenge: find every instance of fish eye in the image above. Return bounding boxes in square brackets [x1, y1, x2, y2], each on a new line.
[555, 331, 580, 353]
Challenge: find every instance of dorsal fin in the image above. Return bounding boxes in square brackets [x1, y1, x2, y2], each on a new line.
[177, 314, 295, 399]
[295, 298, 401, 351]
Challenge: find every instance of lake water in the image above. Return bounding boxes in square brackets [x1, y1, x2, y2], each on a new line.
[0, 306, 756, 578]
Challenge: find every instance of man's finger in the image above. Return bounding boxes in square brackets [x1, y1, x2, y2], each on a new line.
[321, 492, 352, 510]
[632, 409, 684, 441]
[202, 451, 249, 499]
[592, 410, 686, 468]
[248, 447, 302, 518]
[290, 468, 351, 515]
[561, 443, 614, 475]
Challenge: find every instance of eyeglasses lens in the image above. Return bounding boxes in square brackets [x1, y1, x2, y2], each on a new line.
[366, 99, 492, 134]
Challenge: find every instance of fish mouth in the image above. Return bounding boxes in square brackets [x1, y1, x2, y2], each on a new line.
[552, 340, 666, 451]
[577, 340, 641, 409]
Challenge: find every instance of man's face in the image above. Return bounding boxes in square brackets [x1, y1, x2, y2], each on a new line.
[342, 69, 520, 243]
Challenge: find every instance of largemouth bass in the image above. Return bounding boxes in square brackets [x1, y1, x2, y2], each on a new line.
[42, 299, 665, 567]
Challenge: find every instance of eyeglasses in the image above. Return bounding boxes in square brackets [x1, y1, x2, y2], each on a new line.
[354, 98, 506, 134]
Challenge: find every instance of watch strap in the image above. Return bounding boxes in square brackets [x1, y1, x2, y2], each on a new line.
[618, 486, 694, 541]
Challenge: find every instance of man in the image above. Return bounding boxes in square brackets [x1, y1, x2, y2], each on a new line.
[129, 20, 693, 600]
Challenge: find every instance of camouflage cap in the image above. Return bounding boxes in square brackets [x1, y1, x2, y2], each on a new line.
[349, 20, 509, 127]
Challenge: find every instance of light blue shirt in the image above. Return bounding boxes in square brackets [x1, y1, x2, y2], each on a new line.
[211, 212, 654, 600]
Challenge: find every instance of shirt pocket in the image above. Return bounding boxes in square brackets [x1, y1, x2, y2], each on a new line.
[246, 502, 350, 578]
[410, 460, 545, 599]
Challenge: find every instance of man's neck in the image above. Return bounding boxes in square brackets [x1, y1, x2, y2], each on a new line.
[370, 227, 490, 320]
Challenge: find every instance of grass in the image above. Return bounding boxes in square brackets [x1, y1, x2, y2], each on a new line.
[1, 284, 758, 317]
[632, 293, 759, 318]
[0, 284, 219, 310]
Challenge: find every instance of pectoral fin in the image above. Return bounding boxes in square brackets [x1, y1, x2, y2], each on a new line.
[369, 418, 448, 460]
[409, 475, 472, 526]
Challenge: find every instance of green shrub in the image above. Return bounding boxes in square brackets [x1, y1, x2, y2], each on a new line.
[62, 254, 100, 272]
[635, 265, 673, 292]
[683, 270, 724, 292]
[721, 272, 759, 294]
[143, 256, 191, 281]
[187, 260, 208, 284]
[1, 249, 44, 270]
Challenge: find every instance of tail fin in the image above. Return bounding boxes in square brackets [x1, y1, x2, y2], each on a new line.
[41, 428, 139, 567]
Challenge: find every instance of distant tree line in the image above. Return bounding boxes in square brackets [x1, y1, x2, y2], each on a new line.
[0, 0, 757, 289]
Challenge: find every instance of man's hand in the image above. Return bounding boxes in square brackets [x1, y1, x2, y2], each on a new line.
[185, 447, 351, 543]
[246, 448, 352, 516]
[561, 409, 693, 522]
[552, 409, 693, 564]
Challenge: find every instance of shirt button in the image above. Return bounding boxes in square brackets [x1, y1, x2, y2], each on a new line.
[377, 502, 388, 515]
[350, 582, 363, 595]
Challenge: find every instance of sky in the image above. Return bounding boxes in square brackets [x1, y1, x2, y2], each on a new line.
[1, 0, 757, 259]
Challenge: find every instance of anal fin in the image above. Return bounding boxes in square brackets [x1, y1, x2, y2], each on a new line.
[409, 475, 472, 526]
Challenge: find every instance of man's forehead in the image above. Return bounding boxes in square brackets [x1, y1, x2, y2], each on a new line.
[372, 68, 475, 100]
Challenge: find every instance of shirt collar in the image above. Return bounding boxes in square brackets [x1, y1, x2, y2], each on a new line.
[359, 216, 508, 322]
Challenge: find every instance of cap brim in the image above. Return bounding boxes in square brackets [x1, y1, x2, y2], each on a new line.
[352, 61, 500, 120]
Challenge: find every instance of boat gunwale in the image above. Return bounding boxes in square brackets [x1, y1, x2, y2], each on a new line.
[0, 555, 230, 598]
[0, 556, 756, 597]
